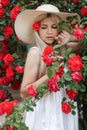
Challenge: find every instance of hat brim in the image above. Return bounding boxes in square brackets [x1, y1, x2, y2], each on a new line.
[14, 10, 80, 44]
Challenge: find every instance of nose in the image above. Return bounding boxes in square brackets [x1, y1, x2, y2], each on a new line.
[47, 27, 52, 34]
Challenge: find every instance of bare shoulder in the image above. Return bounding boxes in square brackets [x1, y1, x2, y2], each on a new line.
[26, 47, 41, 64]
[27, 46, 40, 56]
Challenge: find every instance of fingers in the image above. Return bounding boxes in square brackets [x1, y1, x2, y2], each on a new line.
[54, 36, 64, 44]
[54, 30, 71, 44]
[54, 55, 64, 61]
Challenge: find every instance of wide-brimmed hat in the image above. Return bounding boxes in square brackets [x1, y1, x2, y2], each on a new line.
[14, 4, 80, 44]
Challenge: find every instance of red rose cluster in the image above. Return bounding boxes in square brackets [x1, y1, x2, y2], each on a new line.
[0, 100, 18, 116]
[0, 0, 21, 38]
[68, 55, 83, 72]
[0, 41, 24, 93]
[41, 45, 84, 115]
[42, 46, 54, 65]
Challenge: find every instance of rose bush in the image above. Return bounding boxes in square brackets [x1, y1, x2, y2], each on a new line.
[0, 0, 87, 129]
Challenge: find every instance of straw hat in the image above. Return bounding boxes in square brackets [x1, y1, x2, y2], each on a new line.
[14, 4, 80, 44]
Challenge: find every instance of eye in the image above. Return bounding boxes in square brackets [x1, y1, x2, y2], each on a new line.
[52, 25, 57, 29]
[41, 25, 47, 29]
[41, 27, 47, 29]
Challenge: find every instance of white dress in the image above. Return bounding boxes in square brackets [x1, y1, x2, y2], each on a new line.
[25, 47, 78, 130]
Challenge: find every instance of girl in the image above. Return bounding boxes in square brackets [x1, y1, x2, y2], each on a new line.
[14, 4, 80, 130]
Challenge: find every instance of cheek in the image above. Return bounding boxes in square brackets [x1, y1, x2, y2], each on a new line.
[38, 30, 45, 38]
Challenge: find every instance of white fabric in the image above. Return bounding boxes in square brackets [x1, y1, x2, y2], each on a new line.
[25, 89, 78, 130]
[25, 33, 78, 130]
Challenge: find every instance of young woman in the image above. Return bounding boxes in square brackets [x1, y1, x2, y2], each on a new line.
[14, 4, 80, 130]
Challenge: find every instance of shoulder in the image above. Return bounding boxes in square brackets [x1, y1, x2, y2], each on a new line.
[28, 47, 40, 54]
[27, 47, 41, 59]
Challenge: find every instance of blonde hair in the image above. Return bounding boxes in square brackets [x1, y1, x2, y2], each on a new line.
[35, 13, 61, 26]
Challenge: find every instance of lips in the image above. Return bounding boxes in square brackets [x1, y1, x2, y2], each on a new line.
[46, 36, 54, 40]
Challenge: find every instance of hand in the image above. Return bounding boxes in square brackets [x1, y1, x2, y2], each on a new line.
[55, 30, 72, 45]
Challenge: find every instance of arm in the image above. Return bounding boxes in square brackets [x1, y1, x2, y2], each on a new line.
[20, 47, 49, 99]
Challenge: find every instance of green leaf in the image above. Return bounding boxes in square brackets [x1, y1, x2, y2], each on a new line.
[79, 84, 86, 92]
[63, 72, 72, 81]
[71, 104, 77, 109]
[67, 84, 73, 90]
[51, 63, 58, 72]
[71, 110, 76, 115]
[54, 44, 63, 49]
[82, 56, 87, 61]
[64, 48, 73, 58]
[14, 122, 20, 128]
[62, 97, 66, 101]
[0, 35, 4, 40]
[15, 114, 22, 121]
[0, 19, 6, 25]
[47, 68, 54, 78]
[58, 21, 72, 33]
[20, 123, 29, 130]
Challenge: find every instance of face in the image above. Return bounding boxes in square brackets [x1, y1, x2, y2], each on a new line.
[38, 17, 58, 45]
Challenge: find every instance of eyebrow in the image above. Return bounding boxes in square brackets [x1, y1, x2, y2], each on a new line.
[41, 24, 47, 26]
[41, 24, 57, 26]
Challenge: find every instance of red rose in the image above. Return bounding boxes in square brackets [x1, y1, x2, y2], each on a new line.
[68, 55, 83, 71]
[2, 77, 11, 86]
[0, 103, 4, 115]
[3, 25, 13, 38]
[10, 100, 19, 106]
[12, 80, 20, 90]
[43, 46, 54, 55]
[42, 55, 54, 65]
[0, 89, 7, 100]
[28, 85, 38, 97]
[71, 71, 83, 82]
[52, 75, 60, 82]
[0, 78, 3, 85]
[1, 0, 10, 7]
[10, 6, 21, 21]
[73, 27, 84, 40]
[0, 7, 5, 18]
[3, 53, 14, 65]
[48, 78, 59, 92]
[83, 24, 87, 31]
[66, 89, 78, 100]
[62, 102, 71, 114]
[56, 66, 64, 78]
[15, 65, 24, 73]
[72, 0, 78, 4]
[32, 22, 41, 30]
[80, 7, 87, 16]
[6, 66, 14, 79]
[6, 125, 16, 130]
[2, 101, 14, 115]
